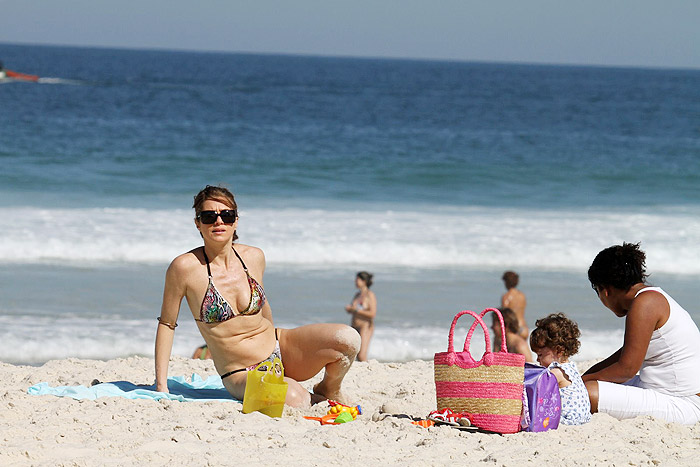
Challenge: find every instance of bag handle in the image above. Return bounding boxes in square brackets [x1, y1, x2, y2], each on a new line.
[446, 310, 492, 357]
[465, 307, 509, 353]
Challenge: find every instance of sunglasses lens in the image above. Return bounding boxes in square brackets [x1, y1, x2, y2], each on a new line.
[199, 211, 217, 224]
[219, 210, 236, 223]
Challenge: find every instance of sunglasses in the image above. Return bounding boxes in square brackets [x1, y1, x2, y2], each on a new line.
[197, 209, 237, 224]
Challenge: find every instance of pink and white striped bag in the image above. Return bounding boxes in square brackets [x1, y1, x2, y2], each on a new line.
[434, 308, 525, 434]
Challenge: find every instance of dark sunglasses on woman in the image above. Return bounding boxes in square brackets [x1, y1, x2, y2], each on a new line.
[197, 210, 237, 224]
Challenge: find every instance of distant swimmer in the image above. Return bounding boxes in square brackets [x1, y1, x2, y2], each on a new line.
[492, 307, 533, 362]
[191, 344, 211, 360]
[501, 270, 528, 339]
[345, 271, 377, 362]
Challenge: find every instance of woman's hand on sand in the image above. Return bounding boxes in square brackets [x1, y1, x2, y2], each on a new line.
[155, 382, 169, 393]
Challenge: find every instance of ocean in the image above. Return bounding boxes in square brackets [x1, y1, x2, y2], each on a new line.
[1, 43, 699, 365]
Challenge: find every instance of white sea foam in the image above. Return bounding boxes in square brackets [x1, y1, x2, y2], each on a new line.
[363, 325, 622, 363]
[0, 313, 623, 365]
[1, 204, 699, 274]
[37, 77, 85, 85]
[0, 315, 205, 365]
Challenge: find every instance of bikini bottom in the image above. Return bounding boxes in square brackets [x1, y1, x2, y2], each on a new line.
[220, 328, 281, 380]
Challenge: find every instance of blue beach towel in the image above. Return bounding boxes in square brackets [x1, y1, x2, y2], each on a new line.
[27, 373, 239, 402]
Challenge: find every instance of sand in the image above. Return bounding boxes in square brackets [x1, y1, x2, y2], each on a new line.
[1, 357, 699, 466]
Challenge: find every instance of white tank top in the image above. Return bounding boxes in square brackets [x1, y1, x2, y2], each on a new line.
[636, 287, 700, 396]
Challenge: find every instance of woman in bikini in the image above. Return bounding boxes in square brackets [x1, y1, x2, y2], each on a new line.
[155, 185, 360, 407]
[345, 271, 377, 362]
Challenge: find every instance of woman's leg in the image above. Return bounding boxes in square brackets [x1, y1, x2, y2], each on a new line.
[221, 372, 247, 401]
[355, 323, 373, 362]
[220, 365, 314, 409]
[278, 324, 360, 404]
[585, 380, 599, 412]
[594, 378, 700, 425]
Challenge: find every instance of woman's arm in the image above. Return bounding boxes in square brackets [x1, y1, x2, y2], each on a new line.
[154, 260, 186, 392]
[345, 293, 359, 313]
[514, 338, 533, 362]
[353, 291, 377, 320]
[582, 291, 668, 384]
[582, 348, 622, 379]
[500, 292, 509, 308]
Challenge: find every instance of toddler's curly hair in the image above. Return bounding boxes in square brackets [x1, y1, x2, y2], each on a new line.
[529, 313, 581, 358]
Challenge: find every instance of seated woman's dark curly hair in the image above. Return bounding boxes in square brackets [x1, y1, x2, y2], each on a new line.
[588, 242, 648, 292]
[529, 313, 581, 358]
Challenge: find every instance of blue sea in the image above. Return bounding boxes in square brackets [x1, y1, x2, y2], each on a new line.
[1, 43, 699, 365]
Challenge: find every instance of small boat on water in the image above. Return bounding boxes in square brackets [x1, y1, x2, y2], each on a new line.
[0, 61, 40, 82]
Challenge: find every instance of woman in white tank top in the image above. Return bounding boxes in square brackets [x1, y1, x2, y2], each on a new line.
[583, 243, 700, 425]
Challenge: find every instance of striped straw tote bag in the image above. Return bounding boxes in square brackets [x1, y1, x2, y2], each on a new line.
[434, 308, 525, 434]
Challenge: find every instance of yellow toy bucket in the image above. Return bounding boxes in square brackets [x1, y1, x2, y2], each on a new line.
[242, 357, 288, 418]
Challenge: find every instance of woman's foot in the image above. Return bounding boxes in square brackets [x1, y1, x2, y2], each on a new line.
[312, 381, 349, 405]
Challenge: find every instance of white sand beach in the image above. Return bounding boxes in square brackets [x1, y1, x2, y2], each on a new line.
[1, 357, 699, 466]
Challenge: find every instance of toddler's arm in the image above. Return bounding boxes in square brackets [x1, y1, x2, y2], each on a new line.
[550, 366, 571, 389]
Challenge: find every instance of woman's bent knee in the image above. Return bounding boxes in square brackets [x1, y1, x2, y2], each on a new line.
[585, 380, 599, 413]
[285, 380, 311, 408]
[336, 325, 361, 356]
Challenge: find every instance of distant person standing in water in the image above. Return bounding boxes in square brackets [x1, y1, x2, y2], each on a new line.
[345, 271, 377, 362]
[492, 308, 533, 362]
[501, 271, 528, 339]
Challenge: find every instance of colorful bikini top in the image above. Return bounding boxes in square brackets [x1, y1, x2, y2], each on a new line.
[197, 247, 267, 323]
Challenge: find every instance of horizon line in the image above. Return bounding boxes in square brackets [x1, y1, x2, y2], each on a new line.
[2, 40, 699, 73]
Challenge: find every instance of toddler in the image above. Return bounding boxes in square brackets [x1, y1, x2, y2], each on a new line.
[530, 313, 591, 425]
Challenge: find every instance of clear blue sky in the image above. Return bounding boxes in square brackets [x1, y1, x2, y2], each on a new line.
[1, 0, 699, 69]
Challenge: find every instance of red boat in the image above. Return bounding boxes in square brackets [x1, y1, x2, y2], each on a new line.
[0, 61, 40, 82]
[4, 69, 40, 82]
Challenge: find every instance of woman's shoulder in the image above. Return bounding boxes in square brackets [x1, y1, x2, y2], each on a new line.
[234, 243, 264, 258]
[631, 287, 670, 320]
[168, 248, 203, 273]
[233, 243, 266, 268]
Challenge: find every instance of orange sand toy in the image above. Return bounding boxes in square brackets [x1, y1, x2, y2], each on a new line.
[304, 412, 354, 425]
[304, 400, 361, 425]
[411, 419, 436, 428]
